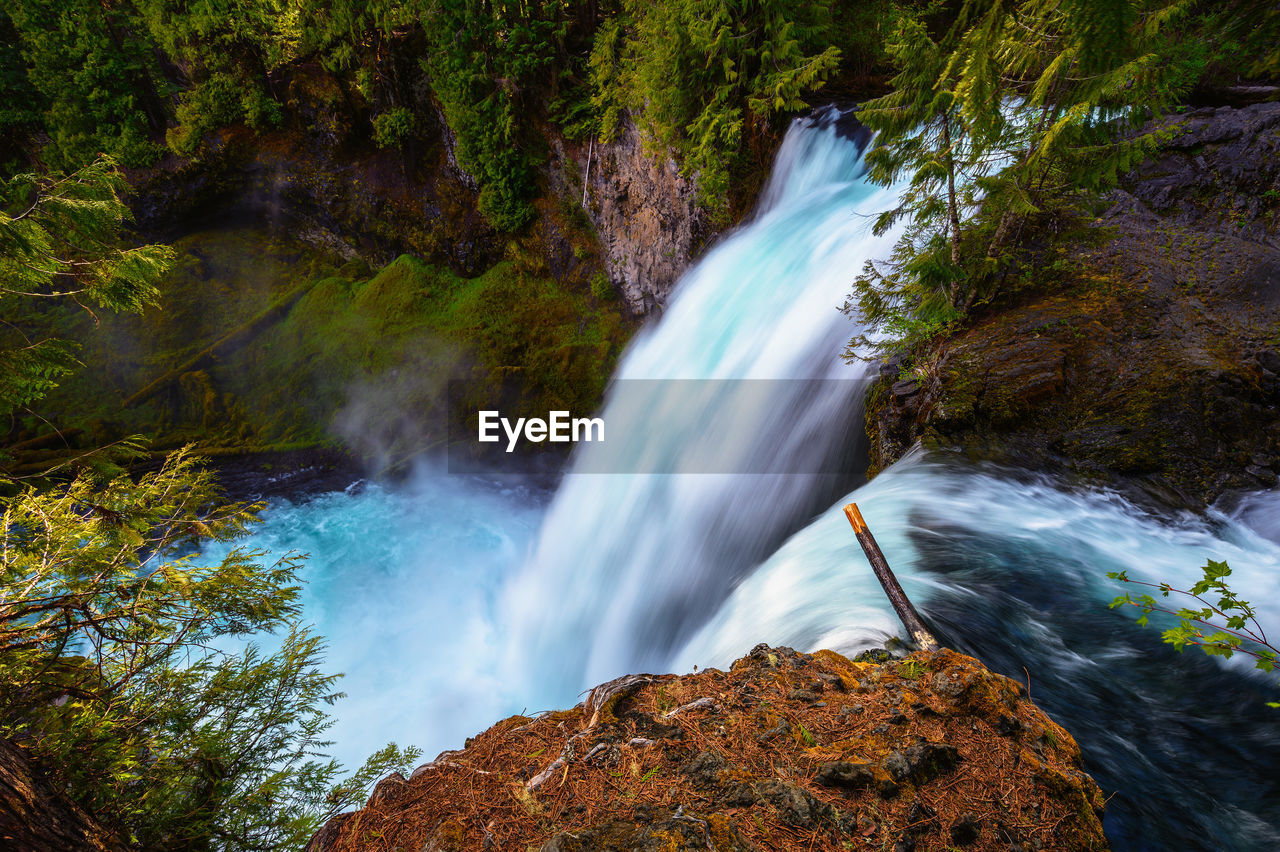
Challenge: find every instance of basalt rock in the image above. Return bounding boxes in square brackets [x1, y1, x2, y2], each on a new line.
[566, 117, 712, 314]
[307, 645, 1108, 852]
[127, 66, 503, 278]
[866, 102, 1280, 511]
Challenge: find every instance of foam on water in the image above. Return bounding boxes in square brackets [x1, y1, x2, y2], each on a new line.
[672, 453, 1280, 849]
[199, 474, 547, 768]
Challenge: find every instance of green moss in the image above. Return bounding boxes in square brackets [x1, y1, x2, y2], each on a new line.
[29, 228, 631, 466]
[590, 272, 615, 301]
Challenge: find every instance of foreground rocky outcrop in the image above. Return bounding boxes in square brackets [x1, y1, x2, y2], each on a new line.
[867, 101, 1280, 509]
[309, 645, 1107, 852]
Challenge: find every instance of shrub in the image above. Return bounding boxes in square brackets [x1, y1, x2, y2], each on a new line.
[590, 272, 615, 301]
[1110, 560, 1280, 707]
[372, 107, 418, 149]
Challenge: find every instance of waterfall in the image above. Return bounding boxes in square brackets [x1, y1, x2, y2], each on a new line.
[501, 107, 901, 696]
[493, 107, 1280, 848]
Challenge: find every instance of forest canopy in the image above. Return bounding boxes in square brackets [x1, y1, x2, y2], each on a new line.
[0, 0, 919, 223]
[843, 0, 1280, 356]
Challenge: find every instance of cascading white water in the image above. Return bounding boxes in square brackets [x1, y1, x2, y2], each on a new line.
[674, 449, 1280, 669]
[205, 108, 1280, 850]
[198, 474, 550, 773]
[201, 107, 900, 774]
[501, 108, 902, 698]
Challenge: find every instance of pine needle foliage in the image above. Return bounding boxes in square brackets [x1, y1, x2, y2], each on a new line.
[0, 157, 174, 423]
[135, 0, 304, 156]
[845, 0, 1209, 358]
[0, 450, 420, 849]
[589, 0, 844, 216]
[4, 0, 170, 170]
[418, 0, 566, 231]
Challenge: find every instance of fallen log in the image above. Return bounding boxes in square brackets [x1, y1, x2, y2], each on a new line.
[121, 281, 313, 409]
[843, 502, 939, 652]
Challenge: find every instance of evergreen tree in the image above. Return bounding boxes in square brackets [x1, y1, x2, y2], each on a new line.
[0, 155, 417, 850]
[0, 450, 419, 850]
[590, 0, 844, 215]
[135, 0, 304, 155]
[0, 11, 42, 169]
[0, 157, 173, 432]
[418, 0, 561, 231]
[846, 0, 1207, 356]
[5, 0, 169, 169]
[844, 14, 970, 354]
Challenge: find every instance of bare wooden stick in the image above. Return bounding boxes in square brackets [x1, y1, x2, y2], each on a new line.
[844, 502, 939, 652]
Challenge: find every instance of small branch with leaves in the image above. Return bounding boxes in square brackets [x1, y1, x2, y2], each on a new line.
[1109, 559, 1279, 708]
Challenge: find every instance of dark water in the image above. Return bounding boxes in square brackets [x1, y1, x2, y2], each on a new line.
[670, 457, 1280, 851]
[918, 512, 1280, 851]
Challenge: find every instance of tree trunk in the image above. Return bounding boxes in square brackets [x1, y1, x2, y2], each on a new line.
[941, 112, 963, 307]
[0, 736, 126, 852]
[968, 206, 1017, 311]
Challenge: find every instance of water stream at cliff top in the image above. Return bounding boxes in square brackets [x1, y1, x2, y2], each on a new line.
[203, 110, 1280, 851]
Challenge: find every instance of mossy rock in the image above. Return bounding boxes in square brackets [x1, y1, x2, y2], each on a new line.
[22, 229, 632, 471]
[863, 105, 1280, 510]
[308, 645, 1109, 852]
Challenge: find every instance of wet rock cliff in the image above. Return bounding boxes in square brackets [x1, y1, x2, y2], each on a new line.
[866, 101, 1280, 510]
[130, 66, 714, 317]
[563, 117, 711, 314]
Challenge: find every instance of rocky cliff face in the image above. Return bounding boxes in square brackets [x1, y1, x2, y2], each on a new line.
[26, 63, 642, 469]
[131, 69, 714, 317]
[866, 101, 1280, 510]
[560, 118, 711, 314]
[128, 67, 503, 278]
[308, 645, 1107, 852]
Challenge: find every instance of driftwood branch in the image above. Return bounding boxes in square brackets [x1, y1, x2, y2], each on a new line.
[843, 502, 939, 652]
[121, 282, 313, 409]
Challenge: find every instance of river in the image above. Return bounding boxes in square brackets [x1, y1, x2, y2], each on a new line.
[201, 108, 1280, 851]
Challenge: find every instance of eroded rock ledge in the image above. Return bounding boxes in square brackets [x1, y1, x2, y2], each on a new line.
[308, 645, 1107, 852]
[866, 102, 1280, 509]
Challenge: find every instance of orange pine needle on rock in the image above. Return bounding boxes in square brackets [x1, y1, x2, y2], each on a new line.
[307, 645, 1109, 852]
